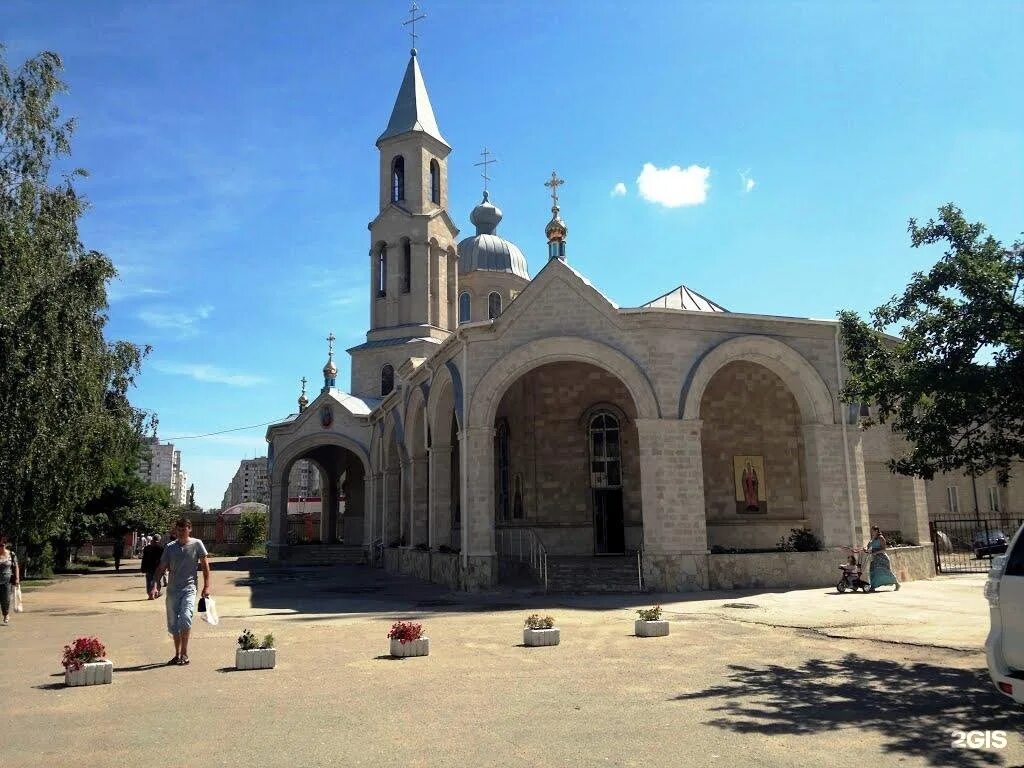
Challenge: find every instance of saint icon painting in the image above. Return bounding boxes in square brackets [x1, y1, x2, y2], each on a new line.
[733, 455, 767, 513]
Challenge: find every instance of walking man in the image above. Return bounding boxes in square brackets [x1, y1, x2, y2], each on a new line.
[140, 534, 164, 599]
[150, 518, 211, 665]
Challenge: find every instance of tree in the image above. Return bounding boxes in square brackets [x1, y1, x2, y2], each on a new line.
[187, 483, 196, 511]
[0, 48, 152, 553]
[839, 204, 1023, 485]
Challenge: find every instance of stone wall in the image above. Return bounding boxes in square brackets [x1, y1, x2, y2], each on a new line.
[699, 361, 806, 548]
[705, 544, 935, 590]
[494, 361, 641, 553]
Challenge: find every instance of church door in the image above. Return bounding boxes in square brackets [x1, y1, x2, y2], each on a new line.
[589, 412, 625, 554]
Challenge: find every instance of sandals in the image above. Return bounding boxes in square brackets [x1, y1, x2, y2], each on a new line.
[167, 655, 180, 666]
[177, 654, 190, 665]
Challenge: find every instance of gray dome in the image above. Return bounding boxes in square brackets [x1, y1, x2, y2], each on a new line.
[458, 192, 529, 278]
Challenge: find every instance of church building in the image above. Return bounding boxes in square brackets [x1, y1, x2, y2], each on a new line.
[264, 44, 934, 591]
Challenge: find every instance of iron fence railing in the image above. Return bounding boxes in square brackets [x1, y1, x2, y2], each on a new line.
[930, 516, 1023, 574]
[496, 527, 548, 591]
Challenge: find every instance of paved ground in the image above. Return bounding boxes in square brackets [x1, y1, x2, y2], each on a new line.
[2, 558, 1022, 768]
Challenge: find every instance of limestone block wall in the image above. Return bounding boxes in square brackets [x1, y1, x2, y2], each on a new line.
[699, 361, 806, 548]
[494, 362, 642, 553]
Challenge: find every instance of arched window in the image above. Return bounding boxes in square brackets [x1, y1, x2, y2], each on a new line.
[495, 419, 510, 521]
[488, 291, 502, 319]
[458, 292, 471, 324]
[430, 159, 441, 204]
[588, 412, 621, 488]
[401, 240, 411, 294]
[377, 245, 387, 297]
[391, 156, 405, 202]
[381, 364, 395, 397]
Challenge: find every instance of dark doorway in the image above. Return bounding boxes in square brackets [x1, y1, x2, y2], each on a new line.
[594, 488, 625, 554]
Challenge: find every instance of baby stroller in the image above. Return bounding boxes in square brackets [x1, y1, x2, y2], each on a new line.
[837, 553, 871, 593]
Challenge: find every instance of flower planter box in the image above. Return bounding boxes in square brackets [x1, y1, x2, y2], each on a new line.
[523, 628, 560, 647]
[235, 648, 276, 670]
[390, 637, 430, 658]
[64, 660, 113, 687]
[635, 619, 670, 637]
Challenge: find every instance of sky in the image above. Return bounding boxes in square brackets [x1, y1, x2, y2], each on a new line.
[3, 1, 1022, 509]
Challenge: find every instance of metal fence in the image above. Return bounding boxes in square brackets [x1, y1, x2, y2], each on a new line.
[930, 515, 1023, 574]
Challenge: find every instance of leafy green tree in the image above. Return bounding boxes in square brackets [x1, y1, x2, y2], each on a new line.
[0, 48, 152, 555]
[839, 204, 1023, 485]
[237, 507, 268, 552]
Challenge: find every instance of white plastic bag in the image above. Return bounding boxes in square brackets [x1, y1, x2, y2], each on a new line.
[199, 596, 219, 625]
[13, 584, 24, 612]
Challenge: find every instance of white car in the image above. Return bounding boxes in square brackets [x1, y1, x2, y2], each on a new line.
[984, 522, 1024, 704]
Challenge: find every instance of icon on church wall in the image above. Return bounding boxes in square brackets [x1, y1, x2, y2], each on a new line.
[320, 405, 334, 429]
[733, 455, 767, 514]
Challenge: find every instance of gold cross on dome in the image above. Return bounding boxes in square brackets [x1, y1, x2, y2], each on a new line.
[300, 376, 307, 394]
[326, 332, 336, 357]
[403, 2, 426, 49]
[473, 147, 498, 192]
[544, 170, 565, 207]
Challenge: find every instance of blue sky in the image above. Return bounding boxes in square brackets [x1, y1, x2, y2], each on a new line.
[4, 1, 1022, 508]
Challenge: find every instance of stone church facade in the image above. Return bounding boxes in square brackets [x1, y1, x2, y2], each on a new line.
[265, 49, 936, 591]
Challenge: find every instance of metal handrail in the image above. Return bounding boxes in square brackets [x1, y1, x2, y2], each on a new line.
[496, 527, 548, 591]
[636, 541, 644, 591]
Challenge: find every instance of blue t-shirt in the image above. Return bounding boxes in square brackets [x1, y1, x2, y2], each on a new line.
[159, 538, 208, 592]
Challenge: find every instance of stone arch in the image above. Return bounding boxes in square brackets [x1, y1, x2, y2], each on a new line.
[468, 336, 661, 428]
[679, 336, 835, 425]
[271, 432, 370, 488]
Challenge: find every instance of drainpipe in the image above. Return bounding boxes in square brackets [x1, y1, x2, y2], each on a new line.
[835, 324, 859, 550]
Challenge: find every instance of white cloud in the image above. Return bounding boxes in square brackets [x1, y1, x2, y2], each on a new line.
[138, 304, 213, 335]
[153, 361, 267, 387]
[635, 163, 710, 208]
[611, 182, 627, 197]
[740, 170, 756, 193]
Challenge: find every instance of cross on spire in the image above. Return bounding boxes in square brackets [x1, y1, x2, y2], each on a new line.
[300, 376, 307, 394]
[473, 147, 498, 192]
[326, 332, 336, 359]
[544, 170, 565, 209]
[403, 1, 426, 52]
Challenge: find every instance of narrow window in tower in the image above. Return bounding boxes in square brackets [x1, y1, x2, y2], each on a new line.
[391, 156, 405, 202]
[488, 291, 502, 319]
[458, 292, 471, 324]
[402, 240, 411, 294]
[377, 246, 387, 297]
[381, 364, 395, 397]
[430, 159, 441, 204]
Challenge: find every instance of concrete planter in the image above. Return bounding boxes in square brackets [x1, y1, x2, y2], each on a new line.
[523, 628, 560, 647]
[64, 659, 113, 687]
[635, 619, 670, 637]
[390, 637, 430, 658]
[235, 648, 276, 670]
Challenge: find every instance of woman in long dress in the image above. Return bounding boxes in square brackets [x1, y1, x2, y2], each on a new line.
[863, 525, 900, 591]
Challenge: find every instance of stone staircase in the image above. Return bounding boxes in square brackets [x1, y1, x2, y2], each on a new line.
[279, 544, 367, 566]
[544, 555, 643, 593]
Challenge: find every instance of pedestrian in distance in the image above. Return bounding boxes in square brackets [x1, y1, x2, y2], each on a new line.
[149, 518, 211, 666]
[0, 533, 20, 626]
[112, 535, 125, 573]
[140, 534, 165, 599]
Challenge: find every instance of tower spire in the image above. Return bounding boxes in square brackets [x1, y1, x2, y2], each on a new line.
[322, 332, 337, 392]
[544, 170, 568, 262]
[298, 376, 309, 412]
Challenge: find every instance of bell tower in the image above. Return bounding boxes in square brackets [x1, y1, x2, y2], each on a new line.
[349, 20, 460, 400]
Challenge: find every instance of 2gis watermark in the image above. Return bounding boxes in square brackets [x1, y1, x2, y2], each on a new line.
[951, 730, 1010, 750]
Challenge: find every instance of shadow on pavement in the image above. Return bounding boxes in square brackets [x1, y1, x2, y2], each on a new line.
[117, 662, 171, 673]
[673, 653, 1024, 768]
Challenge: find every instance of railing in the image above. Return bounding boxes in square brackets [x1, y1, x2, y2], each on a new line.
[496, 527, 548, 591]
[636, 541, 644, 591]
[369, 538, 384, 568]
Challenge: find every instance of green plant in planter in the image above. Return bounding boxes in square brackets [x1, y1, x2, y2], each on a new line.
[238, 629, 275, 650]
[636, 606, 662, 622]
[524, 614, 555, 630]
[777, 527, 823, 552]
[260, 633, 275, 649]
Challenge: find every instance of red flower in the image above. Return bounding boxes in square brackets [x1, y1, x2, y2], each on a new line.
[61, 637, 106, 671]
[387, 621, 423, 644]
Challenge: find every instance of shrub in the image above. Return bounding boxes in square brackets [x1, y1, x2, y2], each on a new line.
[437, 544, 459, 554]
[637, 606, 663, 622]
[388, 621, 424, 644]
[62, 637, 106, 671]
[260, 633, 275, 649]
[882, 529, 906, 546]
[32, 542, 55, 578]
[524, 614, 555, 630]
[237, 509, 268, 551]
[777, 527, 823, 552]
[238, 629, 259, 651]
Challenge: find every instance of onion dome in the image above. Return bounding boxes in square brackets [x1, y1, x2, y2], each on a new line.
[457, 191, 529, 278]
